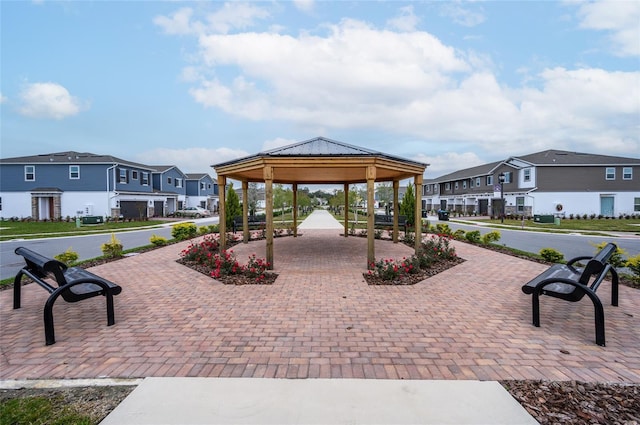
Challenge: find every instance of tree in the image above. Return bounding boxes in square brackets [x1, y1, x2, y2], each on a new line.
[400, 183, 415, 225]
[225, 185, 242, 228]
[376, 182, 393, 213]
[247, 182, 260, 216]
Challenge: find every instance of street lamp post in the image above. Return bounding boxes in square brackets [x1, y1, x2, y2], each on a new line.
[498, 172, 506, 224]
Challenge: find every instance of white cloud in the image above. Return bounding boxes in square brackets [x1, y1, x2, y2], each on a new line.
[154, 3, 269, 36]
[439, 2, 486, 27]
[137, 147, 250, 175]
[0, 92, 7, 103]
[293, 0, 315, 13]
[262, 137, 298, 151]
[17, 82, 86, 120]
[156, 6, 640, 161]
[418, 152, 485, 178]
[575, 0, 640, 57]
[387, 5, 419, 32]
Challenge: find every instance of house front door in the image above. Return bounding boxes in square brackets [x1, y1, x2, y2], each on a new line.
[600, 196, 614, 217]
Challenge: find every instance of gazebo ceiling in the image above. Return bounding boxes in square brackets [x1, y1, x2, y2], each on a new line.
[213, 137, 428, 184]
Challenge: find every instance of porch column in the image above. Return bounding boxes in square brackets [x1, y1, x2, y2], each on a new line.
[242, 180, 249, 243]
[393, 180, 400, 243]
[218, 175, 227, 250]
[367, 166, 376, 267]
[414, 174, 424, 253]
[343, 183, 349, 237]
[264, 166, 274, 269]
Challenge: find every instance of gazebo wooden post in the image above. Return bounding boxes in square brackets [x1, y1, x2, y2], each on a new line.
[366, 166, 376, 268]
[414, 174, 424, 254]
[292, 183, 298, 237]
[343, 183, 349, 237]
[218, 175, 227, 250]
[264, 166, 274, 269]
[393, 180, 400, 243]
[242, 180, 249, 243]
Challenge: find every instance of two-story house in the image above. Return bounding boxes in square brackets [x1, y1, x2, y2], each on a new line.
[0, 151, 219, 220]
[422, 150, 640, 217]
[185, 173, 219, 212]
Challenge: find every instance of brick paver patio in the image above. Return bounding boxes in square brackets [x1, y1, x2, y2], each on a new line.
[1, 230, 639, 383]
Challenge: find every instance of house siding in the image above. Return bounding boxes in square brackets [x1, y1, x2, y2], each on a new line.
[536, 165, 639, 192]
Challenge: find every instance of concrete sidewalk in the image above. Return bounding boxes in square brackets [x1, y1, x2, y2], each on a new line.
[100, 377, 537, 424]
[298, 209, 343, 229]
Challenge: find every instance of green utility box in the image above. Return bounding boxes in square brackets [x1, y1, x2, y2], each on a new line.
[533, 214, 555, 224]
[82, 216, 104, 225]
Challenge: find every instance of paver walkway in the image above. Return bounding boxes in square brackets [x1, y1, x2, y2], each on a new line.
[1, 229, 639, 383]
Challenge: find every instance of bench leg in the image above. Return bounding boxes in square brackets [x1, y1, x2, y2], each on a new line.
[43, 295, 59, 345]
[13, 271, 24, 309]
[105, 292, 115, 326]
[532, 292, 541, 327]
[610, 268, 619, 307]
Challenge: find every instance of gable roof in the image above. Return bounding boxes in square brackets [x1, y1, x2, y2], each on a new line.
[0, 151, 155, 170]
[514, 149, 640, 166]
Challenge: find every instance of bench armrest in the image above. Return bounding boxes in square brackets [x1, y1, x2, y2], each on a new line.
[566, 255, 592, 267]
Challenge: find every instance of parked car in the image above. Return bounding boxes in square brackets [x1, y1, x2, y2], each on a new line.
[174, 207, 211, 218]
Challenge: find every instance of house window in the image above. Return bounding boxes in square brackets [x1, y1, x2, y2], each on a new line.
[462, 181, 467, 189]
[523, 168, 531, 182]
[606, 167, 615, 180]
[486, 176, 493, 185]
[635, 198, 640, 212]
[141, 172, 149, 185]
[200, 182, 205, 190]
[175, 178, 183, 188]
[445, 183, 451, 190]
[516, 196, 524, 213]
[119, 168, 128, 183]
[25, 165, 35, 181]
[167, 177, 172, 185]
[476, 178, 481, 187]
[69, 165, 80, 179]
[623, 167, 632, 180]
[454, 182, 459, 189]
[132, 170, 138, 180]
[503, 172, 513, 183]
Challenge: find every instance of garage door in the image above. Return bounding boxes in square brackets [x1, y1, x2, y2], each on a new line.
[120, 201, 148, 220]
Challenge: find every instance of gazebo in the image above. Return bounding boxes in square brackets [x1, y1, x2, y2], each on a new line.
[213, 137, 428, 268]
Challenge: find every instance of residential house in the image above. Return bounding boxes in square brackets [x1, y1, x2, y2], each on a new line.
[422, 150, 640, 217]
[0, 151, 217, 220]
[185, 173, 219, 212]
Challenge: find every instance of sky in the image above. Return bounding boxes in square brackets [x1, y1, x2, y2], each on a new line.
[1, 0, 639, 182]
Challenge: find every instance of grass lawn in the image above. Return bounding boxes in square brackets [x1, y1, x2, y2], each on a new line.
[0, 220, 166, 241]
[467, 217, 640, 233]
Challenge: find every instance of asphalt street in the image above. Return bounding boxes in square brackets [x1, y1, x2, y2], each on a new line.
[1, 215, 638, 281]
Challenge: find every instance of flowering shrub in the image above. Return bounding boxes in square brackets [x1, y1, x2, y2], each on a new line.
[626, 254, 640, 283]
[180, 234, 220, 267]
[210, 250, 242, 278]
[245, 254, 271, 281]
[369, 237, 458, 282]
[172, 222, 197, 240]
[421, 234, 457, 262]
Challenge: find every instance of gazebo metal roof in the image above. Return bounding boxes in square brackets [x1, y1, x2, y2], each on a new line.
[213, 137, 428, 184]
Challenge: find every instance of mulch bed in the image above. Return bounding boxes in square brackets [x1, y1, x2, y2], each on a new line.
[363, 258, 465, 285]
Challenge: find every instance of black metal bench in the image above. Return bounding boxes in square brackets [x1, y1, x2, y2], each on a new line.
[232, 215, 266, 233]
[13, 247, 122, 345]
[374, 214, 408, 233]
[521, 242, 619, 346]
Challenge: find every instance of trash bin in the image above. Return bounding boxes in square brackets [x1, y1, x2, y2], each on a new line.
[437, 210, 449, 221]
[422, 210, 427, 218]
[533, 214, 554, 224]
[82, 216, 104, 225]
[554, 217, 561, 225]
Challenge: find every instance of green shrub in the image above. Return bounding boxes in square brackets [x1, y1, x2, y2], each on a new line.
[481, 231, 501, 244]
[626, 254, 640, 283]
[101, 233, 123, 258]
[539, 248, 564, 263]
[435, 223, 452, 236]
[150, 234, 168, 246]
[465, 230, 481, 244]
[591, 242, 628, 268]
[171, 222, 197, 240]
[54, 247, 79, 266]
[453, 229, 466, 240]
